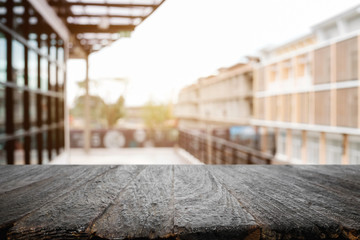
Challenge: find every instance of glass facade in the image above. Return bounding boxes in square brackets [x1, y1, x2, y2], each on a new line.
[0, 0, 66, 164]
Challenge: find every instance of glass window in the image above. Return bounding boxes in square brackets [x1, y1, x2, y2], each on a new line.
[0, 85, 4, 136]
[0, 5, 6, 25]
[28, 33, 38, 49]
[28, 49, 38, 89]
[29, 93, 37, 128]
[13, 0, 25, 37]
[58, 41, 64, 64]
[42, 95, 47, 122]
[40, 57, 48, 91]
[349, 136, 360, 164]
[14, 137, 24, 165]
[50, 62, 57, 90]
[326, 140, 342, 164]
[40, 34, 48, 56]
[0, 141, 6, 165]
[14, 89, 23, 133]
[51, 97, 56, 122]
[12, 40, 25, 86]
[0, 32, 6, 83]
[276, 129, 287, 158]
[30, 134, 37, 164]
[50, 34, 57, 61]
[292, 132, 302, 163]
[307, 133, 319, 164]
[58, 67, 64, 92]
[42, 132, 49, 164]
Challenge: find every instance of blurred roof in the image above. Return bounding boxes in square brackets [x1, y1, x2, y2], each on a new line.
[48, 0, 165, 57]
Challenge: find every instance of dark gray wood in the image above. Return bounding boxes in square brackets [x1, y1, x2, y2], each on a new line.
[0, 165, 359, 240]
[173, 166, 258, 239]
[0, 166, 112, 230]
[91, 165, 174, 239]
[208, 165, 360, 239]
[7, 166, 146, 239]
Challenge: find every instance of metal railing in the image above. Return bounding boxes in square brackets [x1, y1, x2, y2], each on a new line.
[178, 129, 273, 164]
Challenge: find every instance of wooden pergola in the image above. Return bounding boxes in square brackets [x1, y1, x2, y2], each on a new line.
[48, 0, 165, 57]
[47, 0, 166, 152]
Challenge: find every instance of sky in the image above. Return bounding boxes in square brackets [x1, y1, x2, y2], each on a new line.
[67, 0, 360, 107]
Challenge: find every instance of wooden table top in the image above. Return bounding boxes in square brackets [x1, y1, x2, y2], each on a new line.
[0, 165, 359, 239]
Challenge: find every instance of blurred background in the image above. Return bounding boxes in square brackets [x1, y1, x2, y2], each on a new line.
[1, 0, 360, 164]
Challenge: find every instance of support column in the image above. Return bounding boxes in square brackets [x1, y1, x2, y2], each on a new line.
[330, 43, 337, 126]
[84, 54, 91, 153]
[5, 0, 14, 164]
[357, 36, 360, 128]
[342, 134, 349, 165]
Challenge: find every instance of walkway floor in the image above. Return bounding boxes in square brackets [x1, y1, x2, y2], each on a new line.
[51, 147, 201, 165]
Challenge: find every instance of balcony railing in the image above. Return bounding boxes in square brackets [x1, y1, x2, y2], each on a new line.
[178, 129, 273, 164]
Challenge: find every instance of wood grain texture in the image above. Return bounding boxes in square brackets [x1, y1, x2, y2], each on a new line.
[173, 165, 258, 240]
[0, 166, 112, 230]
[6, 166, 146, 239]
[0, 166, 52, 194]
[91, 165, 174, 239]
[0, 165, 359, 240]
[208, 165, 360, 239]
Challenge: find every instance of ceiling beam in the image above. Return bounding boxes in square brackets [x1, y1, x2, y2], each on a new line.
[49, 2, 157, 8]
[60, 14, 146, 19]
[67, 24, 136, 33]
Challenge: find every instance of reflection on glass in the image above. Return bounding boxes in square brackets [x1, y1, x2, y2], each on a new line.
[51, 97, 56, 123]
[14, 138, 24, 165]
[0, 141, 5, 165]
[50, 35, 57, 61]
[58, 44, 64, 64]
[12, 40, 25, 86]
[42, 95, 47, 122]
[50, 62, 56, 89]
[40, 34, 48, 56]
[58, 67, 64, 90]
[30, 93, 37, 128]
[0, 85, 4, 135]
[40, 57, 48, 91]
[28, 49, 38, 89]
[14, 90, 23, 133]
[28, 33, 38, 48]
[30, 135, 37, 164]
[42, 132, 49, 164]
[0, 32, 6, 82]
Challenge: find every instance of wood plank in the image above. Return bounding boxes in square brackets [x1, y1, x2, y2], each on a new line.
[278, 165, 360, 198]
[90, 165, 174, 239]
[173, 166, 258, 239]
[7, 166, 146, 239]
[0, 166, 112, 231]
[0, 166, 68, 194]
[295, 165, 360, 184]
[253, 165, 360, 239]
[208, 166, 348, 239]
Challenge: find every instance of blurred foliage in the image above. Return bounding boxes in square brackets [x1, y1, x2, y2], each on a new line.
[141, 101, 173, 131]
[103, 96, 126, 128]
[71, 81, 125, 128]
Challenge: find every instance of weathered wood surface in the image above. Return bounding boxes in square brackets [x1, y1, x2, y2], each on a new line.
[0, 165, 359, 240]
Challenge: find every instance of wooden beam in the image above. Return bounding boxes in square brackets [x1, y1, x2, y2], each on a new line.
[67, 24, 135, 33]
[60, 14, 146, 19]
[49, 2, 158, 8]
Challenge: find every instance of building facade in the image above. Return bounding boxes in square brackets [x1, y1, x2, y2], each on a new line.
[253, 5, 360, 164]
[175, 61, 255, 130]
[0, 0, 68, 164]
[0, 0, 164, 164]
